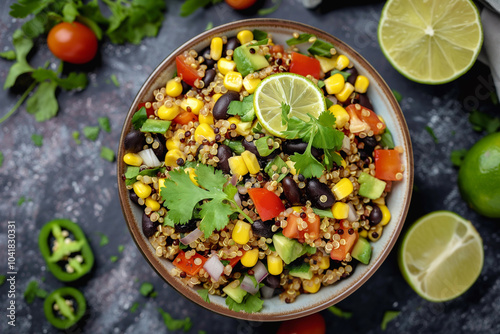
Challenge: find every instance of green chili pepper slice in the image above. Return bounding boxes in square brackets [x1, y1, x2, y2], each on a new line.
[43, 287, 86, 329]
[38, 219, 94, 282]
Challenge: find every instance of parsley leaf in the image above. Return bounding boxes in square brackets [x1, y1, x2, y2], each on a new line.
[98, 116, 111, 133]
[451, 149, 468, 167]
[101, 146, 115, 162]
[158, 308, 192, 332]
[26, 81, 58, 122]
[225, 292, 264, 313]
[83, 126, 100, 141]
[469, 109, 500, 133]
[24, 280, 47, 304]
[227, 95, 255, 122]
[4, 29, 34, 89]
[286, 33, 314, 46]
[197, 288, 210, 303]
[31, 133, 43, 147]
[132, 107, 148, 130]
[139, 282, 155, 297]
[328, 305, 353, 319]
[381, 310, 400, 330]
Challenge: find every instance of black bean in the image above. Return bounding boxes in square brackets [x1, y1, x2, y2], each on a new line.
[282, 176, 302, 205]
[344, 66, 358, 85]
[129, 191, 140, 205]
[369, 205, 383, 226]
[358, 93, 374, 110]
[306, 178, 335, 210]
[201, 47, 215, 68]
[217, 144, 233, 174]
[174, 220, 198, 233]
[181, 80, 191, 93]
[361, 136, 377, 149]
[213, 91, 240, 120]
[152, 134, 167, 160]
[124, 130, 146, 152]
[224, 37, 240, 56]
[142, 212, 159, 238]
[358, 148, 371, 162]
[251, 219, 274, 239]
[282, 140, 323, 160]
[202, 69, 216, 87]
[263, 274, 281, 289]
[242, 139, 261, 158]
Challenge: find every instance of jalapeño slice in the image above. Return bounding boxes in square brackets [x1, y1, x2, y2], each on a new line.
[44, 287, 86, 329]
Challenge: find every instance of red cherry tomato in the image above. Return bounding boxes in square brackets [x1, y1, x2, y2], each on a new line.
[176, 55, 202, 87]
[47, 22, 98, 64]
[289, 52, 321, 79]
[247, 188, 285, 221]
[277, 313, 326, 334]
[225, 0, 257, 10]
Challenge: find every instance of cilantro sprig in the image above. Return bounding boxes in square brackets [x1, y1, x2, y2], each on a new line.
[160, 164, 253, 237]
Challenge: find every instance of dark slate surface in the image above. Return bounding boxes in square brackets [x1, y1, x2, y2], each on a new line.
[1, 0, 499, 333]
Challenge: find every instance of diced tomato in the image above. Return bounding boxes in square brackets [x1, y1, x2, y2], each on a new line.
[175, 55, 202, 87]
[330, 229, 359, 261]
[277, 313, 326, 334]
[289, 52, 321, 79]
[345, 104, 386, 135]
[283, 213, 300, 239]
[173, 250, 207, 276]
[374, 149, 403, 181]
[137, 102, 155, 118]
[270, 44, 284, 56]
[173, 110, 198, 125]
[283, 210, 320, 241]
[228, 253, 244, 267]
[247, 188, 285, 221]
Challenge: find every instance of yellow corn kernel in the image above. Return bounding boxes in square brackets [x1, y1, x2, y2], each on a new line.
[336, 55, 350, 70]
[303, 276, 321, 294]
[158, 105, 181, 120]
[243, 76, 261, 94]
[359, 229, 368, 238]
[181, 97, 204, 115]
[241, 150, 260, 174]
[286, 160, 296, 175]
[227, 116, 241, 126]
[379, 205, 391, 226]
[164, 149, 186, 167]
[217, 58, 236, 75]
[166, 138, 180, 150]
[331, 202, 349, 220]
[213, 93, 223, 103]
[292, 206, 302, 213]
[267, 254, 283, 275]
[184, 167, 199, 186]
[228, 156, 249, 175]
[194, 123, 216, 143]
[333, 151, 347, 168]
[133, 181, 151, 199]
[315, 55, 337, 73]
[223, 71, 243, 92]
[354, 75, 369, 94]
[237, 30, 253, 45]
[158, 178, 166, 191]
[318, 256, 330, 270]
[236, 121, 253, 136]
[210, 37, 223, 61]
[165, 79, 182, 97]
[332, 178, 354, 200]
[232, 220, 251, 245]
[241, 248, 259, 267]
[145, 197, 161, 211]
[199, 112, 214, 125]
[328, 104, 350, 128]
[123, 153, 143, 166]
[335, 82, 355, 103]
[324, 73, 345, 95]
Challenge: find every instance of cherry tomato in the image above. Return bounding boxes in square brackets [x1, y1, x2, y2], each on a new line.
[47, 22, 98, 64]
[225, 0, 257, 10]
[247, 188, 285, 221]
[374, 149, 403, 181]
[277, 313, 326, 334]
[289, 52, 321, 79]
[176, 55, 202, 87]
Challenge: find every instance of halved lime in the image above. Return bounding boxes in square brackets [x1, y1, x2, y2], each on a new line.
[253, 73, 326, 137]
[378, 0, 483, 84]
[398, 211, 483, 302]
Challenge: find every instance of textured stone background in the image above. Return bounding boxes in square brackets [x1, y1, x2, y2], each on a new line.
[1, 0, 499, 333]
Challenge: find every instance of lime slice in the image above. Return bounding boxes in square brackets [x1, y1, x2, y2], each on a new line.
[378, 0, 483, 84]
[399, 211, 483, 302]
[253, 73, 326, 137]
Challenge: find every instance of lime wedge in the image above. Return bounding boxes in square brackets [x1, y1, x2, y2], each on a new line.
[253, 73, 326, 137]
[378, 0, 483, 84]
[398, 211, 483, 302]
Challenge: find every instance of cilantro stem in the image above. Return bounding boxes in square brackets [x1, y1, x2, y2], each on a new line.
[229, 200, 254, 224]
[0, 81, 37, 124]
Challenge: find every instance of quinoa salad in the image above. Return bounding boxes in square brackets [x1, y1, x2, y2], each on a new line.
[121, 28, 404, 313]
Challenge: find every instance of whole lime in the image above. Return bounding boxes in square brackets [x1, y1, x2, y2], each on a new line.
[458, 132, 500, 218]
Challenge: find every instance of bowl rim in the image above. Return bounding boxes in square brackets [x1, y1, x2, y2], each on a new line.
[117, 18, 414, 321]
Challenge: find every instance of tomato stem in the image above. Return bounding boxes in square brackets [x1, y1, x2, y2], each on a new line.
[0, 81, 37, 124]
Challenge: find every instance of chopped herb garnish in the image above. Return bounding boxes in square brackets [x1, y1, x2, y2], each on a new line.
[328, 305, 353, 319]
[132, 107, 148, 130]
[317, 80, 325, 89]
[380, 128, 395, 149]
[226, 292, 264, 313]
[99, 233, 109, 246]
[118, 245, 124, 253]
[227, 94, 255, 122]
[425, 126, 438, 143]
[308, 39, 335, 58]
[110, 74, 120, 87]
[331, 69, 351, 81]
[24, 280, 48, 304]
[451, 149, 468, 167]
[0, 152, 3, 167]
[83, 126, 100, 141]
[100, 146, 115, 162]
[258, 0, 281, 16]
[129, 302, 140, 313]
[0, 275, 6, 286]
[197, 288, 210, 303]
[158, 308, 192, 332]
[252, 122, 263, 134]
[286, 33, 314, 46]
[110, 255, 118, 262]
[392, 89, 403, 103]
[17, 196, 26, 206]
[98, 116, 111, 133]
[220, 260, 230, 266]
[72, 131, 81, 145]
[140, 282, 155, 297]
[381, 310, 400, 330]
[205, 21, 213, 30]
[31, 133, 43, 147]
[252, 29, 268, 41]
[312, 208, 334, 219]
[469, 109, 500, 133]
[180, 0, 222, 17]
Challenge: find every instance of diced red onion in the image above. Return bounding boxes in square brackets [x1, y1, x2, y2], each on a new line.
[252, 261, 268, 283]
[347, 202, 358, 222]
[203, 255, 225, 282]
[240, 274, 259, 295]
[138, 148, 161, 167]
[230, 173, 239, 186]
[342, 135, 351, 154]
[233, 193, 242, 207]
[261, 286, 275, 299]
[327, 95, 338, 105]
[180, 227, 203, 245]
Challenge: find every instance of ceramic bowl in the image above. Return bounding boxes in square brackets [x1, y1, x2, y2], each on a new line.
[117, 18, 413, 321]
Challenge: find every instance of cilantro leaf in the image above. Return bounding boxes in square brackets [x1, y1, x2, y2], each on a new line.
[451, 149, 468, 167]
[330, 69, 351, 82]
[286, 33, 314, 46]
[139, 282, 154, 297]
[328, 305, 353, 319]
[4, 29, 34, 89]
[225, 292, 264, 313]
[31, 134, 43, 147]
[132, 107, 148, 130]
[24, 280, 47, 304]
[101, 146, 115, 162]
[21, 12, 48, 39]
[199, 199, 235, 238]
[281, 102, 291, 126]
[308, 39, 335, 58]
[0, 50, 16, 60]
[26, 81, 58, 122]
[290, 150, 324, 179]
[98, 116, 111, 132]
[197, 288, 210, 303]
[83, 126, 100, 141]
[312, 112, 343, 150]
[158, 308, 192, 332]
[323, 149, 343, 170]
[469, 109, 500, 133]
[227, 95, 255, 122]
[32, 68, 88, 90]
[381, 310, 400, 330]
[9, 0, 50, 18]
[62, 2, 79, 22]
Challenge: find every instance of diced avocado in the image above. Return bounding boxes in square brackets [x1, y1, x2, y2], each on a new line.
[351, 237, 372, 265]
[358, 172, 386, 200]
[273, 233, 311, 265]
[223, 282, 247, 304]
[233, 45, 269, 77]
[287, 260, 313, 279]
